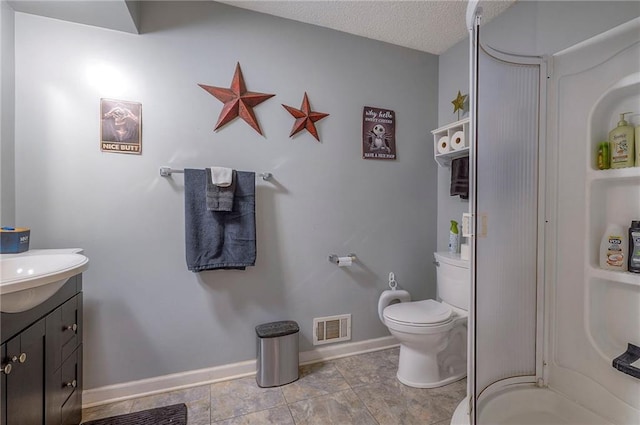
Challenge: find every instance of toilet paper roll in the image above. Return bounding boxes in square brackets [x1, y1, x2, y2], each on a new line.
[338, 257, 352, 267]
[437, 136, 450, 154]
[451, 131, 466, 150]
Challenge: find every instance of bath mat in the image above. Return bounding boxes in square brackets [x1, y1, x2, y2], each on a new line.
[82, 403, 187, 425]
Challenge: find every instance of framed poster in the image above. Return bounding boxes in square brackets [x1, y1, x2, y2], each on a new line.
[362, 106, 396, 160]
[100, 98, 142, 154]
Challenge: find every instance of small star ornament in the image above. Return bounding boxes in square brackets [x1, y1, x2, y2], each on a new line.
[452, 90, 467, 119]
[198, 63, 275, 135]
[282, 92, 329, 141]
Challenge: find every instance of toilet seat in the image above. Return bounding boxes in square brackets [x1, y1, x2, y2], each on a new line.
[383, 299, 453, 327]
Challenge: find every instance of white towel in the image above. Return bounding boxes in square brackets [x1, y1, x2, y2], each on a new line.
[209, 167, 233, 187]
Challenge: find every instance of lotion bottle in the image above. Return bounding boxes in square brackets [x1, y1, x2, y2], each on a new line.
[600, 224, 627, 271]
[609, 112, 635, 169]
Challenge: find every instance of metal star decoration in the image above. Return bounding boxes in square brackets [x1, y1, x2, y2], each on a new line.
[452, 90, 468, 119]
[282, 92, 329, 141]
[198, 63, 275, 135]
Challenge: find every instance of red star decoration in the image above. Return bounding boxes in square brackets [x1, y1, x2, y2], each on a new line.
[282, 92, 329, 141]
[198, 63, 275, 135]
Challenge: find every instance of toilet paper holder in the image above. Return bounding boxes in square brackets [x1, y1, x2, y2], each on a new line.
[328, 253, 357, 265]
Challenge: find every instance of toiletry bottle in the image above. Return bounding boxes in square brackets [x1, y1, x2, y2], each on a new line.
[629, 220, 640, 273]
[635, 125, 640, 166]
[600, 224, 627, 271]
[597, 141, 610, 170]
[609, 112, 635, 169]
[449, 220, 460, 254]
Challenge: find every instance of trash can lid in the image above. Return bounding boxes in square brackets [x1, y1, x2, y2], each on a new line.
[255, 320, 299, 338]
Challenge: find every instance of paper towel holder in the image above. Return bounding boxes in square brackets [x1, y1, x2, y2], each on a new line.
[329, 253, 357, 265]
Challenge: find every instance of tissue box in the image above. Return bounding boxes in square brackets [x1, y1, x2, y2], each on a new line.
[0, 227, 30, 253]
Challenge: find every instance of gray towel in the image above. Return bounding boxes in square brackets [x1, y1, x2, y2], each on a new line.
[450, 157, 469, 200]
[185, 169, 256, 271]
[206, 168, 236, 212]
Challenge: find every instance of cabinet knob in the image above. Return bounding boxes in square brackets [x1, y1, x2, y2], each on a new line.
[1, 364, 12, 375]
[10, 353, 26, 364]
[65, 324, 78, 332]
[65, 379, 77, 388]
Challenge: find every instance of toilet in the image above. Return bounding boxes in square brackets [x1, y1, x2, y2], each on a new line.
[378, 251, 469, 388]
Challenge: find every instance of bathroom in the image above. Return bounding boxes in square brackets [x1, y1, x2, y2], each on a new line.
[1, 1, 639, 424]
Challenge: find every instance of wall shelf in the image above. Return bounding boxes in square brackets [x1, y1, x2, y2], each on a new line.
[588, 166, 640, 183]
[586, 72, 640, 280]
[584, 71, 640, 375]
[589, 266, 640, 287]
[431, 118, 469, 167]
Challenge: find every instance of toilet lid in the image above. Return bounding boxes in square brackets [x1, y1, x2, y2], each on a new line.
[383, 299, 452, 325]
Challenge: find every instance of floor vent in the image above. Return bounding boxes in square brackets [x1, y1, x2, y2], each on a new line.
[313, 314, 351, 345]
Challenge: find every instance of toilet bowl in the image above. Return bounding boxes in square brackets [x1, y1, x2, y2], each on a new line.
[378, 252, 469, 388]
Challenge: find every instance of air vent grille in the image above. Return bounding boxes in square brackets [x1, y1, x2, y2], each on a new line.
[313, 314, 351, 345]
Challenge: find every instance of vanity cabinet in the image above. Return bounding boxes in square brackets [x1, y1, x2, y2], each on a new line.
[46, 293, 83, 425]
[1, 274, 83, 425]
[1, 319, 46, 425]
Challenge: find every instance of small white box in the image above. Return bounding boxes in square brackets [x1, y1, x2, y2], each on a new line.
[460, 243, 470, 260]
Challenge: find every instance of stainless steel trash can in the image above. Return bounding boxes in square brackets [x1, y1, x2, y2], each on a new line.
[255, 320, 299, 387]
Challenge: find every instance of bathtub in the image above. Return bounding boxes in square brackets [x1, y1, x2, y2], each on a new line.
[451, 386, 612, 425]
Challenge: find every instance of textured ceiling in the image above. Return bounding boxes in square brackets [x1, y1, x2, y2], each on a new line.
[217, 1, 517, 55]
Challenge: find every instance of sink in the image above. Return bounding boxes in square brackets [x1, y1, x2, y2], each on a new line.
[0, 253, 89, 313]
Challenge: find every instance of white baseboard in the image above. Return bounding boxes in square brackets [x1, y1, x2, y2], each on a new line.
[82, 336, 398, 408]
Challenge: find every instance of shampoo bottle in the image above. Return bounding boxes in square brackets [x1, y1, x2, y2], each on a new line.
[629, 220, 640, 273]
[449, 220, 460, 254]
[609, 112, 635, 169]
[600, 224, 628, 271]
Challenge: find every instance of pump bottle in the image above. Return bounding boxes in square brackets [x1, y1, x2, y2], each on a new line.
[609, 112, 635, 169]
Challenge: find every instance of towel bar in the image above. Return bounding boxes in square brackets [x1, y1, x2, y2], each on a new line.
[160, 166, 272, 181]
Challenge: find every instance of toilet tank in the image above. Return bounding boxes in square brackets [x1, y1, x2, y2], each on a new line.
[434, 251, 470, 311]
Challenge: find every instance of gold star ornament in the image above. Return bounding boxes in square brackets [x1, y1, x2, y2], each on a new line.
[198, 63, 275, 135]
[282, 92, 329, 142]
[452, 91, 467, 118]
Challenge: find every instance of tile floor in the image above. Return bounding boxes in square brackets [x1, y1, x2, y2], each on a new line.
[81, 347, 467, 425]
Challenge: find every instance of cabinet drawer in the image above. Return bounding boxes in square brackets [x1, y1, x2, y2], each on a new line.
[60, 348, 79, 405]
[46, 294, 82, 372]
[47, 345, 82, 425]
[60, 387, 81, 425]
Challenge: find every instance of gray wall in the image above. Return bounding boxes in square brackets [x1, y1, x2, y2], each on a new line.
[436, 0, 640, 250]
[0, 0, 15, 226]
[13, 1, 439, 389]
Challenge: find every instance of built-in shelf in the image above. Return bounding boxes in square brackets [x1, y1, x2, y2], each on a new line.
[588, 265, 640, 287]
[584, 71, 640, 373]
[588, 166, 640, 182]
[586, 72, 640, 290]
[431, 118, 469, 167]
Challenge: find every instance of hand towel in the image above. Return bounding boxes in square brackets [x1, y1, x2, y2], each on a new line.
[450, 157, 469, 200]
[185, 169, 256, 271]
[209, 167, 233, 187]
[206, 168, 236, 212]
